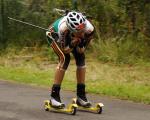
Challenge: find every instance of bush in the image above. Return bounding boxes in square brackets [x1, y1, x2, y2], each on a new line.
[93, 35, 150, 65]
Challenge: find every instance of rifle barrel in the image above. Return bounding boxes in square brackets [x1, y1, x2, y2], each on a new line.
[8, 17, 48, 31]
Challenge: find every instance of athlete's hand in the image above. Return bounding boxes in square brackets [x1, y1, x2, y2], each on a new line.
[76, 46, 85, 54]
[71, 37, 81, 47]
[63, 46, 73, 54]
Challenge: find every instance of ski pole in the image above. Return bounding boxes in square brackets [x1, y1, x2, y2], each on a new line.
[8, 17, 49, 31]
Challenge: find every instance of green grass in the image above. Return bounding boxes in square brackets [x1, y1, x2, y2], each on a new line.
[0, 59, 149, 104]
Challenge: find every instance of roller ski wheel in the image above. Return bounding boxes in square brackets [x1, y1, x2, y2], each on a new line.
[44, 100, 50, 111]
[72, 98, 104, 114]
[70, 106, 77, 115]
[44, 100, 78, 115]
[96, 104, 103, 114]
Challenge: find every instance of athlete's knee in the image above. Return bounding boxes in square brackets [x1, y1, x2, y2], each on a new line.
[76, 54, 85, 67]
[77, 65, 86, 69]
[62, 54, 70, 70]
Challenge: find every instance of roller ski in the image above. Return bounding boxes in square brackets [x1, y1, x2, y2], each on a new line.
[74, 84, 104, 114]
[44, 84, 77, 115]
[72, 97, 104, 114]
[44, 99, 78, 115]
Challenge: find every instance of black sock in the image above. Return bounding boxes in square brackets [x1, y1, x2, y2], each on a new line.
[51, 84, 61, 102]
[77, 83, 86, 100]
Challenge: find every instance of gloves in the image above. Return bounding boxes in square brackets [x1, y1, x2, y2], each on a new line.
[76, 39, 85, 54]
[63, 46, 73, 54]
[76, 46, 85, 54]
[70, 37, 81, 47]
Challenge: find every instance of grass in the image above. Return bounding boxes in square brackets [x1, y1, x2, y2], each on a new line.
[0, 55, 149, 104]
[0, 44, 150, 104]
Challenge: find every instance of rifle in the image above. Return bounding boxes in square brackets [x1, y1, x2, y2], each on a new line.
[8, 17, 48, 31]
[8, 17, 56, 42]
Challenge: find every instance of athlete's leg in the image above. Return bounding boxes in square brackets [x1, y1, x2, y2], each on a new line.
[50, 41, 70, 107]
[72, 48, 91, 107]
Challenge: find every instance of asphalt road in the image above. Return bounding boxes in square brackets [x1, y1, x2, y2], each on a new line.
[0, 80, 149, 120]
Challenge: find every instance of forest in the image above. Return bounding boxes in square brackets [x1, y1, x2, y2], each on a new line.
[0, 0, 150, 64]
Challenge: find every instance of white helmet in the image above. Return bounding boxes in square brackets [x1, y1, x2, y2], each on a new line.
[66, 11, 86, 32]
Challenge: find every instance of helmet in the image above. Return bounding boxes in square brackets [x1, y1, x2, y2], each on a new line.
[66, 11, 86, 32]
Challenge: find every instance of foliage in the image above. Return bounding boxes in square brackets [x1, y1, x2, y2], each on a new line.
[0, 60, 149, 104]
[0, 0, 149, 64]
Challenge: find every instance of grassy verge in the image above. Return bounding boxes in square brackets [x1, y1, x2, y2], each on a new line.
[0, 58, 149, 104]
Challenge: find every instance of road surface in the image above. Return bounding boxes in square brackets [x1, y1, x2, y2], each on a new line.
[0, 80, 149, 120]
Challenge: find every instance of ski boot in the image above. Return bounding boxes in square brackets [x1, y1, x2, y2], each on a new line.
[44, 84, 78, 115]
[72, 97, 104, 114]
[76, 96, 92, 108]
[50, 96, 65, 109]
[72, 84, 104, 114]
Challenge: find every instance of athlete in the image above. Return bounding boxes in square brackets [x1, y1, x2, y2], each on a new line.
[46, 11, 94, 108]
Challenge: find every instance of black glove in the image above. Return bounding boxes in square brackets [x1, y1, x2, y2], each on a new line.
[78, 39, 85, 48]
[51, 32, 59, 41]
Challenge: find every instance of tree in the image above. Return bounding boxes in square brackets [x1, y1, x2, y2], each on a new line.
[72, 0, 78, 10]
[0, 0, 7, 49]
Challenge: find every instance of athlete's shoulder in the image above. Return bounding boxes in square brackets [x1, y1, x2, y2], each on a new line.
[59, 16, 69, 33]
[84, 19, 94, 34]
